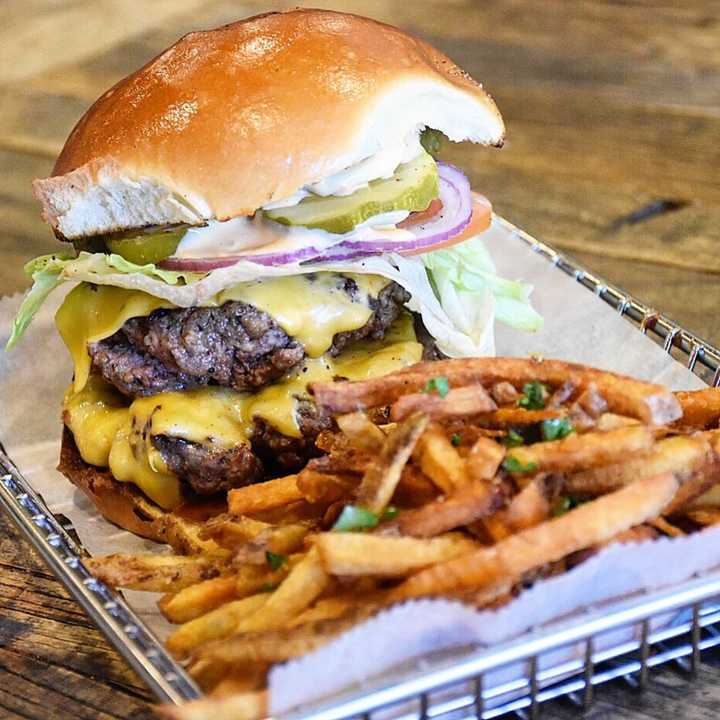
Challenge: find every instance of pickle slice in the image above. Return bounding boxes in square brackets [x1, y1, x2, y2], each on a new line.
[107, 229, 186, 265]
[264, 151, 439, 235]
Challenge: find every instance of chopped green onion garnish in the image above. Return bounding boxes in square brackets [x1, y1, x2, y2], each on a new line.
[265, 551, 288, 571]
[551, 495, 586, 517]
[382, 506, 400, 521]
[517, 381, 549, 410]
[451, 433, 462, 446]
[503, 429, 525, 447]
[259, 582, 279, 593]
[541, 417, 574, 441]
[502, 456, 539, 475]
[332, 505, 379, 532]
[423, 376, 450, 398]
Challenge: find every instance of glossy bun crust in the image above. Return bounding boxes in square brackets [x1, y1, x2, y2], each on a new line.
[33, 8, 504, 240]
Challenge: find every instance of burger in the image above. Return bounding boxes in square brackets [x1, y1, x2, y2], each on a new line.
[7, 9, 540, 539]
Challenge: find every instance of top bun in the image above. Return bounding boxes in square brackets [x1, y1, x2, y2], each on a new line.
[33, 9, 505, 240]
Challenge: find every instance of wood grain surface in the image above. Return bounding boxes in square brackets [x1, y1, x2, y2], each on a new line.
[1, 1, 719, 718]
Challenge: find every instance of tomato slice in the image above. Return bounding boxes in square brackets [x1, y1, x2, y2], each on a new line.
[397, 198, 444, 229]
[399, 192, 492, 256]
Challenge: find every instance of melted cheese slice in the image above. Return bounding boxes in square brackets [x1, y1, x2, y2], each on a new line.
[63, 375, 129, 467]
[57, 283, 174, 393]
[62, 313, 422, 510]
[219, 273, 390, 357]
[57, 273, 392, 393]
[108, 416, 182, 509]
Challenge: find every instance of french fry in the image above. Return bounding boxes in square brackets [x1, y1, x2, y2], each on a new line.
[231, 522, 312, 564]
[476, 408, 564, 428]
[249, 500, 325, 525]
[390, 384, 496, 422]
[688, 483, 720, 509]
[391, 473, 678, 600]
[566, 434, 712, 495]
[85, 554, 222, 593]
[155, 690, 267, 720]
[234, 557, 297, 596]
[228, 474, 303, 515]
[199, 514, 271, 548]
[160, 576, 239, 623]
[649, 517, 685, 537]
[475, 515, 512, 543]
[166, 593, 268, 657]
[191, 611, 366, 667]
[664, 462, 720, 514]
[157, 514, 228, 556]
[595, 413, 641, 431]
[286, 595, 357, 628]
[414, 423, 468, 494]
[466, 437, 505, 482]
[548, 379, 577, 408]
[683, 508, 720, 526]
[311, 358, 682, 425]
[675, 388, 720, 428]
[454, 582, 514, 609]
[390, 480, 503, 538]
[504, 426, 655, 476]
[316, 532, 478, 576]
[187, 657, 233, 692]
[605, 525, 659, 546]
[314, 429, 351, 453]
[504, 480, 550, 531]
[337, 411, 386, 451]
[296, 469, 356, 504]
[393, 465, 440, 506]
[210, 667, 267, 698]
[234, 547, 330, 633]
[355, 413, 428, 514]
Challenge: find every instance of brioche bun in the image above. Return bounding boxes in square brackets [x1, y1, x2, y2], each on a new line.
[33, 8, 504, 240]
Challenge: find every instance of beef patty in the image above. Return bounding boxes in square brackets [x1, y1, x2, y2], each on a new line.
[150, 399, 332, 495]
[89, 278, 410, 397]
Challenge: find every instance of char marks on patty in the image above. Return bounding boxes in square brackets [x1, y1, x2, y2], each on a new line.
[89, 278, 410, 397]
[152, 435, 264, 495]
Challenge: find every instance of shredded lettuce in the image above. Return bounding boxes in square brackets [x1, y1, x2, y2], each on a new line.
[5, 253, 73, 350]
[4, 252, 201, 349]
[63, 251, 199, 285]
[422, 234, 543, 334]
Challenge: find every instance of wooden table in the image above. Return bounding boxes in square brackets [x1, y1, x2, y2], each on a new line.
[1, 1, 719, 718]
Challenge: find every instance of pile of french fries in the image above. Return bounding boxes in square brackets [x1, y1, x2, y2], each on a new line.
[85, 357, 720, 719]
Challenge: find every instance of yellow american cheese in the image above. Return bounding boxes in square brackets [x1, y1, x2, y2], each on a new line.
[56, 283, 173, 394]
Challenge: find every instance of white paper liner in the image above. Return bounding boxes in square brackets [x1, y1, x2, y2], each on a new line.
[270, 527, 720, 713]
[0, 217, 713, 703]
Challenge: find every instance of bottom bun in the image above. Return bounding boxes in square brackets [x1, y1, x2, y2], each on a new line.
[58, 426, 169, 541]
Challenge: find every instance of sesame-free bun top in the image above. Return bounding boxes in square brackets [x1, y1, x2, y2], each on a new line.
[33, 8, 505, 240]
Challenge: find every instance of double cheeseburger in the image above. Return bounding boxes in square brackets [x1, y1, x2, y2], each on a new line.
[8, 9, 539, 538]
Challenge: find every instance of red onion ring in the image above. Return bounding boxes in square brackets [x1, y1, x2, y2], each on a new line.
[160, 163, 472, 270]
[160, 242, 325, 271]
[305, 164, 472, 263]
